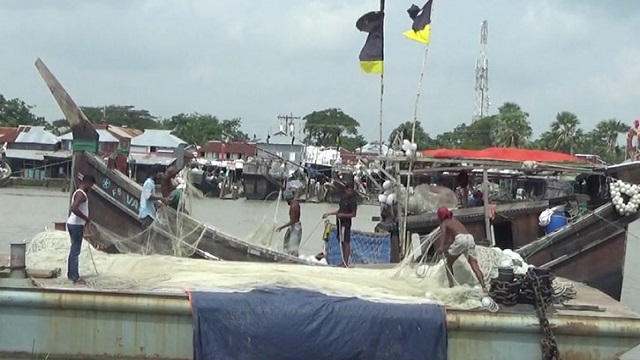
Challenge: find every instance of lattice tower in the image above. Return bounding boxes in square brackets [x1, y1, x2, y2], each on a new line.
[472, 20, 490, 122]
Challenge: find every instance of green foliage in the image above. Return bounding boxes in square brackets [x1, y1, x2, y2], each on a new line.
[81, 105, 161, 130]
[339, 134, 367, 151]
[0, 95, 47, 127]
[161, 113, 249, 145]
[303, 108, 360, 146]
[388, 121, 435, 149]
[491, 102, 532, 148]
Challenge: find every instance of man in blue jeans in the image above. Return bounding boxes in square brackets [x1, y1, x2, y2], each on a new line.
[66, 174, 96, 285]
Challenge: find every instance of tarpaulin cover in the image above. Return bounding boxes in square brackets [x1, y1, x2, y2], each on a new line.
[189, 287, 447, 360]
[421, 147, 586, 164]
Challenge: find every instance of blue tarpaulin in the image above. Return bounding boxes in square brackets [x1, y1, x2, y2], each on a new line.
[325, 227, 391, 266]
[189, 287, 447, 360]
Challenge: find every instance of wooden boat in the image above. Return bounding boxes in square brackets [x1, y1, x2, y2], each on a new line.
[395, 148, 640, 301]
[241, 159, 284, 201]
[34, 58, 313, 265]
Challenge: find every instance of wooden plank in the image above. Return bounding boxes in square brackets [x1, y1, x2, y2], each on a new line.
[34, 58, 99, 142]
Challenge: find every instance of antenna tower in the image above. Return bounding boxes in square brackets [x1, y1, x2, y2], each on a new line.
[472, 20, 489, 122]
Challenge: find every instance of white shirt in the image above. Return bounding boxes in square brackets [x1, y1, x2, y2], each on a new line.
[139, 178, 157, 220]
[66, 189, 89, 225]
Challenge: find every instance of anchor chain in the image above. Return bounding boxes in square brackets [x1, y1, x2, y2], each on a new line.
[489, 268, 560, 360]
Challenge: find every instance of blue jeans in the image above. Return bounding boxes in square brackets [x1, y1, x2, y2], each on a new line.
[67, 224, 84, 281]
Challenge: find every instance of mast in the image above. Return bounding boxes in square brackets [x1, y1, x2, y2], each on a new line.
[378, 0, 385, 155]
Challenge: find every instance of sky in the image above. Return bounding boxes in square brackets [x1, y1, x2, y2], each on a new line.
[0, 0, 638, 142]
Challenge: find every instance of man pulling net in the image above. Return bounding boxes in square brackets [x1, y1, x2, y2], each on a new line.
[435, 207, 488, 293]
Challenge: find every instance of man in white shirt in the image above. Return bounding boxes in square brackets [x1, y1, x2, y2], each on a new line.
[139, 171, 166, 229]
[66, 174, 96, 285]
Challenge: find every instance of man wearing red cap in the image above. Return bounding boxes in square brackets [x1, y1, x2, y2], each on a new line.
[436, 207, 488, 293]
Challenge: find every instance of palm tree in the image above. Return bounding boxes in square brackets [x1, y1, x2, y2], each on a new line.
[491, 102, 533, 148]
[587, 119, 628, 163]
[548, 111, 583, 154]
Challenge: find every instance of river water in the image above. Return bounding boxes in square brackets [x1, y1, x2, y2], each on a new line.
[0, 187, 639, 358]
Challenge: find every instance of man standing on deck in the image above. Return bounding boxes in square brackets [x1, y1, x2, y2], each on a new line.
[435, 207, 488, 293]
[66, 174, 96, 285]
[322, 184, 358, 267]
[277, 189, 302, 256]
[627, 120, 640, 160]
[140, 171, 166, 229]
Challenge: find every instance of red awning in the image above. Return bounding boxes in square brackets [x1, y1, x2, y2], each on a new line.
[420, 147, 587, 164]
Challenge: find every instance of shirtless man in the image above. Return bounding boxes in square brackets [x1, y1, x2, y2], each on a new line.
[627, 120, 640, 160]
[435, 207, 488, 293]
[277, 189, 302, 256]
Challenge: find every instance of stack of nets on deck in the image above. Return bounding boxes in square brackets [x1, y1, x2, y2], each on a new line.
[25, 222, 577, 310]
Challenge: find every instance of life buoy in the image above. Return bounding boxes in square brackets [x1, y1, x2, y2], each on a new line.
[609, 180, 640, 216]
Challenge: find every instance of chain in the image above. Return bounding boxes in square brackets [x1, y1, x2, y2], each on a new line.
[489, 268, 560, 360]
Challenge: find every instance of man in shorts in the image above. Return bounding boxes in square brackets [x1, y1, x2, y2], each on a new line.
[435, 207, 488, 293]
[277, 189, 302, 256]
[322, 185, 357, 267]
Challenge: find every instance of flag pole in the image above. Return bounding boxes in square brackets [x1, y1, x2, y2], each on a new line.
[401, 2, 434, 257]
[378, 0, 385, 155]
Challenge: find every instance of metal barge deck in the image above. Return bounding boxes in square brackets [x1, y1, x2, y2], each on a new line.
[0, 275, 638, 360]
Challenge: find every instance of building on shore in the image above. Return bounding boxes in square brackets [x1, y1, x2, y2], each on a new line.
[198, 141, 256, 161]
[129, 129, 191, 182]
[0, 125, 71, 179]
[256, 130, 305, 164]
[59, 128, 120, 155]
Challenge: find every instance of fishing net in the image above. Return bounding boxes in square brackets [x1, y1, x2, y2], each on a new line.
[24, 222, 576, 310]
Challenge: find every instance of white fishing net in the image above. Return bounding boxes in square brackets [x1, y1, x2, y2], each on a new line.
[24, 222, 575, 310]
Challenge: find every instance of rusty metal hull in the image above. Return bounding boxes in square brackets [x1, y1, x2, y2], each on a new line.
[0, 281, 638, 360]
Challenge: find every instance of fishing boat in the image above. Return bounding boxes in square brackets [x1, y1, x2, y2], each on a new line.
[384, 147, 640, 301]
[34, 58, 314, 265]
[2, 249, 640, 360]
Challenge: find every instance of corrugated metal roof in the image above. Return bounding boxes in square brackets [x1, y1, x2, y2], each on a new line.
[14, 126, 59, 145]
[107, 125, 143, 139]
[129, 154, 176, 166]
[131, 129, 187, 148]
[0, 127, 20, 143]
[59, 129, 118, 143]
[5, 149, 46, 160]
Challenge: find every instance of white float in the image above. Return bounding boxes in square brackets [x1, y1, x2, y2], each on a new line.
[609, 180, 640, 216]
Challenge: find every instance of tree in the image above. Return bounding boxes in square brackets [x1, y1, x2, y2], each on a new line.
[0, 94, 47, 127]
[47, 119, 70, 136]
[435, 124, 469, 149]
[461, 115, 497, 149]
[546, 111, 583, 154]
[491, 102, 532, 148]
[388, 121, 434, 150]
[161, 113, 248, 145]
[585, 119, 628, 163]
[303, 108, 360, 146]
[81, 105, 160, 130]
[339, 134, 367, 152]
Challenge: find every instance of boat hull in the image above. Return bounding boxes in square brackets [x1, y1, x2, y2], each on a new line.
[241, 172, 283, 200]
[0, 280, 638, 360]
[74, 152, 311, 264]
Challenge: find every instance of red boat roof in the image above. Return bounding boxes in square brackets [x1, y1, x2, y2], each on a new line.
[421, 147, 587, 164]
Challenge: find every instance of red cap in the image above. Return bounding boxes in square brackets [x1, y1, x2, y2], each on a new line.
[437, 207, 453, 222]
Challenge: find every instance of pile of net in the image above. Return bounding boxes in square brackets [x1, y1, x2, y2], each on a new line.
[24, 227, 575, 310]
